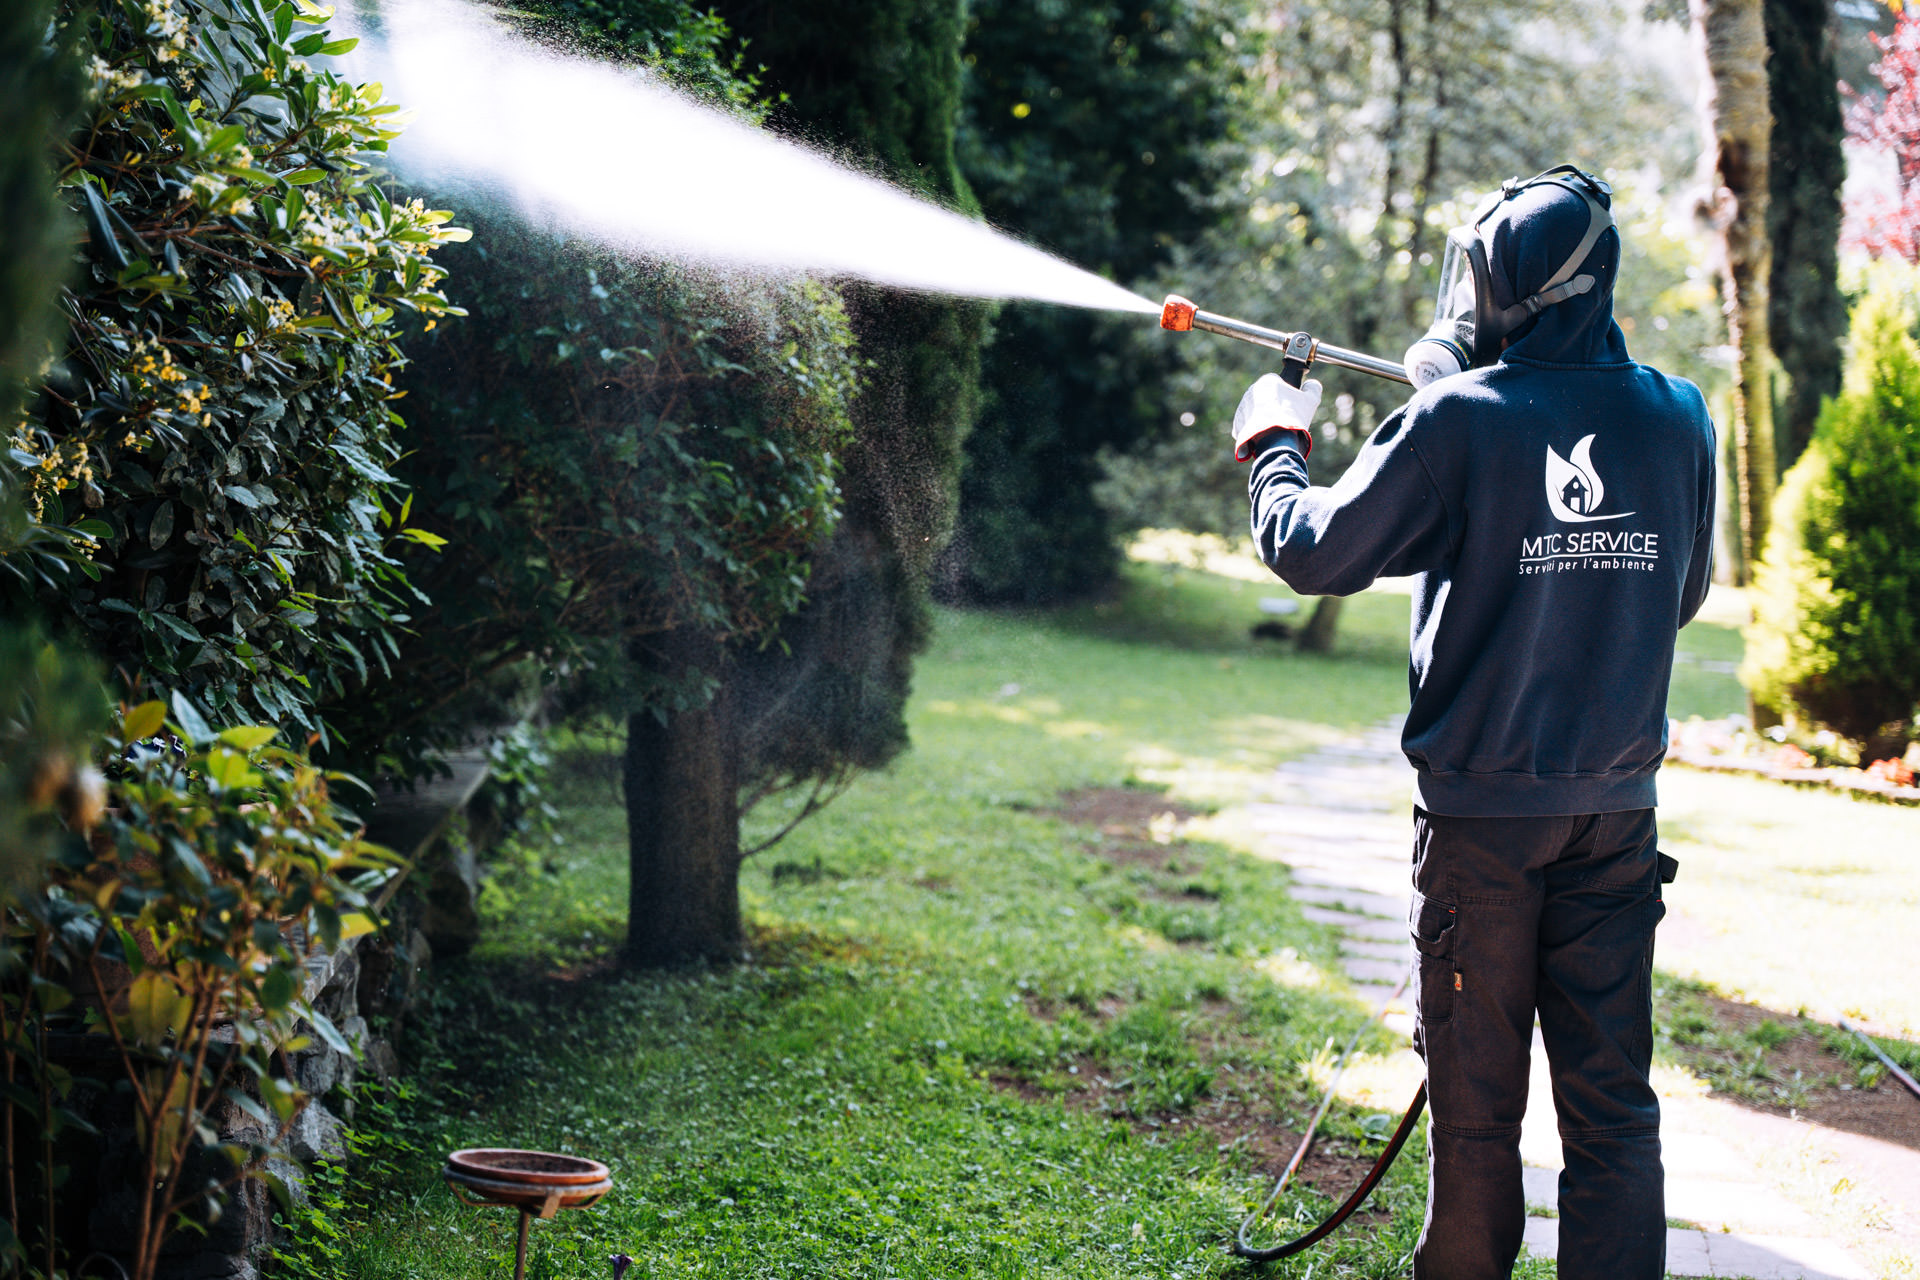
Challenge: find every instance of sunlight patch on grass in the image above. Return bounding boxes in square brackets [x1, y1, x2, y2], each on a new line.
[1044, 718, 1111, 740]
[1651, 1060, 1713, 1101]
[1314, 1049, 1425, 1113]
[1656, 768, 1920, 1037]
[1127, 527, 1274, 583]
[1257, 946, 1333, 993]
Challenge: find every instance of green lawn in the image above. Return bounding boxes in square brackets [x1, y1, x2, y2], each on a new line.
[296, 560, 1914, 1280]
[1656, 768, 1920, 1037]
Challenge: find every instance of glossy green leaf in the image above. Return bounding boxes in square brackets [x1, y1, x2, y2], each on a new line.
[169, 691, 213, 745]
[123, 699, 168, 742]
[217, 725, 279, 751]
[203, 749, 262, 792]
[258, 965, 297, 1012]
[125, 972, 186, 1050]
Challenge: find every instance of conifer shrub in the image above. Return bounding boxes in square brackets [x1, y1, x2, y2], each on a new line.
[1743, 286, 1920, 752]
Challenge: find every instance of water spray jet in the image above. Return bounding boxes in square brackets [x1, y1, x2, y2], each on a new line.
[1159, 294, 1411, 386]
[336, 0, 1159, 315]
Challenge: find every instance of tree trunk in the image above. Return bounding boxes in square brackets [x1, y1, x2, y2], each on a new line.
[1694, 0, 1777, 583]
[623, 629, 743, 967]
[1297, 596, 1344, 653]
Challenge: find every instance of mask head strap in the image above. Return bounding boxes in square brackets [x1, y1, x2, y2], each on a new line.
[1455, 166, 1614, 365]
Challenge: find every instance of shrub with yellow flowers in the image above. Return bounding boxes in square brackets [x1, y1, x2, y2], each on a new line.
[9, 0, 468, 738]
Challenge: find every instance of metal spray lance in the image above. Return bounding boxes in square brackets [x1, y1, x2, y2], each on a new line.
[1158, 295, 1412, 387]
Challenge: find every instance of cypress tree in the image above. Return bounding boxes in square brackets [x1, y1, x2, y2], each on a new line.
[0, 0, 73, 405]
[1766, 0, 1847, 470]
[703, 0, 989, 827]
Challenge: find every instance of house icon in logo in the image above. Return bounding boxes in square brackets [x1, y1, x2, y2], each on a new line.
[1545, 435, 1633, 524]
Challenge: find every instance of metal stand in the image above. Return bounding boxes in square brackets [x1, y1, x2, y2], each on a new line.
[440, 1148, 613, 1280]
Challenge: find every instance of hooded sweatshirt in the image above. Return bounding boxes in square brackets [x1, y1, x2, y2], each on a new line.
[1248, 179, 1716, 817]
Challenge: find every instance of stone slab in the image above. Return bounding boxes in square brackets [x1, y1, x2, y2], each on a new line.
[1341, 956, 1409, 985]
[1702, 1232, 1870, 1280]
[1287, 868, 1409, 899]
[1523, 1219, 1717, 1277]
[1659, 1131, 1754, 1182]
[1340, 939, 1408, 962]
[1667, 1178, 1817, 1235]
[362, 745, 491, 862]
[1287, 884, 1405, 918]
[1663, 1228, 1718, 1277]
[1297, 901, 1390, 932]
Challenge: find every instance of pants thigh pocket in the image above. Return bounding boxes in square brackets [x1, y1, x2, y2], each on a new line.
[1409, 888, 1457, 1025]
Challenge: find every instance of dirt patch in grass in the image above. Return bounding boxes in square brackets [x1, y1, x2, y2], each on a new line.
[1046, 788, 1206, 871]
[1662, 987, 1920, 1152]
[990, 1057, 1395, 1223]
[1185, 1088, 1399, 1225]
[1023, 992, 1127, 1024]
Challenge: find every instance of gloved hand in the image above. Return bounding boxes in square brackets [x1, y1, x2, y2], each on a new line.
[1231, 373, 1321, 462]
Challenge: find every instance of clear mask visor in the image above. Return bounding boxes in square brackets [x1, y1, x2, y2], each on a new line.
[1433, 231, 1478, 327]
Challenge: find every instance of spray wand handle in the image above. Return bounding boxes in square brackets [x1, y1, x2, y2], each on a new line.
[1160, 295, 1412, 386]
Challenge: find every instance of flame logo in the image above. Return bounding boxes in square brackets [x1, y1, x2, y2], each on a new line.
[1545, 435, 1634, 523]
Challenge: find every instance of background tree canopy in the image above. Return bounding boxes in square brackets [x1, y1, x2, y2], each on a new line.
[944, 0, 1250, 604]
[1086, 0, 1712, 580]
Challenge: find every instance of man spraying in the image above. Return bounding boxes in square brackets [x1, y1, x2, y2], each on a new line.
[1230, 166, 1715, 1279]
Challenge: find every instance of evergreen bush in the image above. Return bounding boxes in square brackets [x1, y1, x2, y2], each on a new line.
[350, 223, 859, 778]
[5, 700, 394, 1280]
[1743, 285, 1920, 752]
[349, 0, 876, 963]
[1, 0, 112, 896]
[0, 0, 76, 405]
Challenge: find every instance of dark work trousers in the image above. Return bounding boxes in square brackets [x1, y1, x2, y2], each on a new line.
[1409, 807, 1666, 1280]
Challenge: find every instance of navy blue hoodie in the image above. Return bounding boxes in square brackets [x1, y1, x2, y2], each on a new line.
[1248, 180, 1716, 817]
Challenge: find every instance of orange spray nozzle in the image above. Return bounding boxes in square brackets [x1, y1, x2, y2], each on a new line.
[1155, 293, 1411, 385]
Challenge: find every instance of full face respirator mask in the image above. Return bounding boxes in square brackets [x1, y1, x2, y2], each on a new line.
[1402, 165, 1615, 389]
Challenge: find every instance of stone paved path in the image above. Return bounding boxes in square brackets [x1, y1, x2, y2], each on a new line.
[1245, 722, 1879, 1279]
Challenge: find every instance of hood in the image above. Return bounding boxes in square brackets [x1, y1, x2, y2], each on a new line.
[1483, 177, 1631, 367]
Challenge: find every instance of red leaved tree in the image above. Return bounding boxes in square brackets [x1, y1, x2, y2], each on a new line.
[1844, 7, 1920, 260]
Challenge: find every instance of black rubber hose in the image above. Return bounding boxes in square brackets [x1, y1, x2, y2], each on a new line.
[1232, 1082, 1428, 1263]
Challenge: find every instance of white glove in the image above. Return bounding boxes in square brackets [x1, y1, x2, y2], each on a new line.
[1231, 373, 1322, 461]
